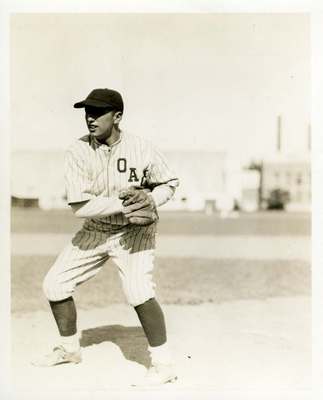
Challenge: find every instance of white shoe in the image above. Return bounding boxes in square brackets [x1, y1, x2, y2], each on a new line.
[133, 363, 178, 387]
[31, 345, 82, 367]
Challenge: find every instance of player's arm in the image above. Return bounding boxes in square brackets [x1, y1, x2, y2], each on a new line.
[70, 196, 124, 218]
[145, 146, 179, 207]
[148, 183, 177, 207]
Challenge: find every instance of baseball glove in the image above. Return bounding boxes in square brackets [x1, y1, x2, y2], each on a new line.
[119, 186, 159, 226]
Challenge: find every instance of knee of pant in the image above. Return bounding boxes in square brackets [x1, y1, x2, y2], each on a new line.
[127, 294, 154, 308]
[123, 281, 156, 307]
[42, 273, 71, 302]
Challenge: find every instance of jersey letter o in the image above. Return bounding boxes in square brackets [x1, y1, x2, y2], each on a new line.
[117, 158, 127, 173]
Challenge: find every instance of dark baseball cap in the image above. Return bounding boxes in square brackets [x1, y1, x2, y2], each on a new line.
[73, 88, 124, 112]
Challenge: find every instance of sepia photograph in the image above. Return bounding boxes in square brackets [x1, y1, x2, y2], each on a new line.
[2, 4, 315, 400]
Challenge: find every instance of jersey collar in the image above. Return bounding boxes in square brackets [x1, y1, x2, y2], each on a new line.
[90, 130, 123, 150]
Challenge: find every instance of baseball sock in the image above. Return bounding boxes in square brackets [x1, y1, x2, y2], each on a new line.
[134, 297, 167, 347]
[49, 296, 78, 337]
[148, 342, 172, 366]
[60, 332, 80, 353]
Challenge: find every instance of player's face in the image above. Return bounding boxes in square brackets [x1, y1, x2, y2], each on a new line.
[85, 106, 122, 141]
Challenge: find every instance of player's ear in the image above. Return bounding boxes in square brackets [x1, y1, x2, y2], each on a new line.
[114, 111, 123, 124]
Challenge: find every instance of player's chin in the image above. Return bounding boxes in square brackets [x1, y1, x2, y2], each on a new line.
[91, 132, 109, 144]
[90, 129, 104, 138]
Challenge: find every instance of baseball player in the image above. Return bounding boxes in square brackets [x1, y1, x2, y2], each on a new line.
[32, 88, 179, 386]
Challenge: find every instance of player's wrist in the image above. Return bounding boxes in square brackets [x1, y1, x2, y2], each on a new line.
[147, 192, 157, 208]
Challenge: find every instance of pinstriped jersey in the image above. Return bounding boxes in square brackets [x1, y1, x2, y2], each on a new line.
[64, 131, 179, 227]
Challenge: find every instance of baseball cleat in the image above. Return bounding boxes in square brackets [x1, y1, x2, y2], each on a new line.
[132, 363, 178, 387]
[31, 345, 82, 367]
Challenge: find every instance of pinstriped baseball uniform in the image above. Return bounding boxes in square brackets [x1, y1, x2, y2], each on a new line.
[43, 130, 179, 306]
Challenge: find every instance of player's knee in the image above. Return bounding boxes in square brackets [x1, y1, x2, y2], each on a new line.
[124, 281, 156, 307]
[42, 274, 57, 300]
[42, 273, 71, 302]
[128, 295, 153, 307]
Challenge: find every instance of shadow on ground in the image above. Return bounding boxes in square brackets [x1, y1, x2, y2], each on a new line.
[80, 325, 150, 368]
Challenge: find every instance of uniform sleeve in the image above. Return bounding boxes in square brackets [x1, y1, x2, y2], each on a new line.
[146, 146, 179, 188]
[146, 145, 179, 207]
[64, 147, 95, 204]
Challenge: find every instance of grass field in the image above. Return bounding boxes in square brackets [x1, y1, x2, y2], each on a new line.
[12, 255, 310, 314]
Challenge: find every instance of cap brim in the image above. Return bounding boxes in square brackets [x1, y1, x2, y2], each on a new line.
[73, 99, 114, 108]
[73, 101, 86, 108]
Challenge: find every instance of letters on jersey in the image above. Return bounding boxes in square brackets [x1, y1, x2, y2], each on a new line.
[117, 158, 142, 183]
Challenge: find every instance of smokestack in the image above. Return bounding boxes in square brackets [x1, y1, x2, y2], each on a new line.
[277, 115, 282, 153]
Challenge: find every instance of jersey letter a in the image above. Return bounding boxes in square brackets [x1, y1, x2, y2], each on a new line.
[128, 168, 139, 182]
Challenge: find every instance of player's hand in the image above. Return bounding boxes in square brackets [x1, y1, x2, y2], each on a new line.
[118, 186, 158, 226]
[119, 186, 151, 207]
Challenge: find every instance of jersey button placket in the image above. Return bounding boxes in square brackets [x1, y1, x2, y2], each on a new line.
[105, 146, 112, 197]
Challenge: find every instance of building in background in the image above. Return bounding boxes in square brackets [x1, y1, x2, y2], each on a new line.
[162, 151, 226, 211]
[260, 116, 311, 211]
[12, 122, 310, 213]
[238, 170, 261, 212]
[11, 149, 260, 212]
[261, 153, 311, 211]
[162, 151, 259, 213]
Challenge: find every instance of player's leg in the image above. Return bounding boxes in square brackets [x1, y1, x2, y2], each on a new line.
[109, 224, 176, 385]
[134, 297, 176, 384]
[32, 228, 109, 367]
[49, 297, 77, 336]
[48, 296, 79, 354]
[134, 298, 166, 347]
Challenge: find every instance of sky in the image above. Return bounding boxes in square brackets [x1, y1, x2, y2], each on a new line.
[10, 13, 310, 163]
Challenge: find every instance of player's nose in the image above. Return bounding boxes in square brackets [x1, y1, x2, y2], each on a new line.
[86, 114, 95, 123]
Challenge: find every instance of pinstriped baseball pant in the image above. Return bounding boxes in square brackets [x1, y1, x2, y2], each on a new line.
[43, 222, 157, 306]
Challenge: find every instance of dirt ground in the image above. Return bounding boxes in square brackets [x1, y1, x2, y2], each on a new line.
[12, 299, 310, 394]
[10, 209, 311, 399]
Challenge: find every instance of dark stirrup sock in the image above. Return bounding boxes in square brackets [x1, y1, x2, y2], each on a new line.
[49, 296, 77, 336]
[134, 298, 167, 347]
